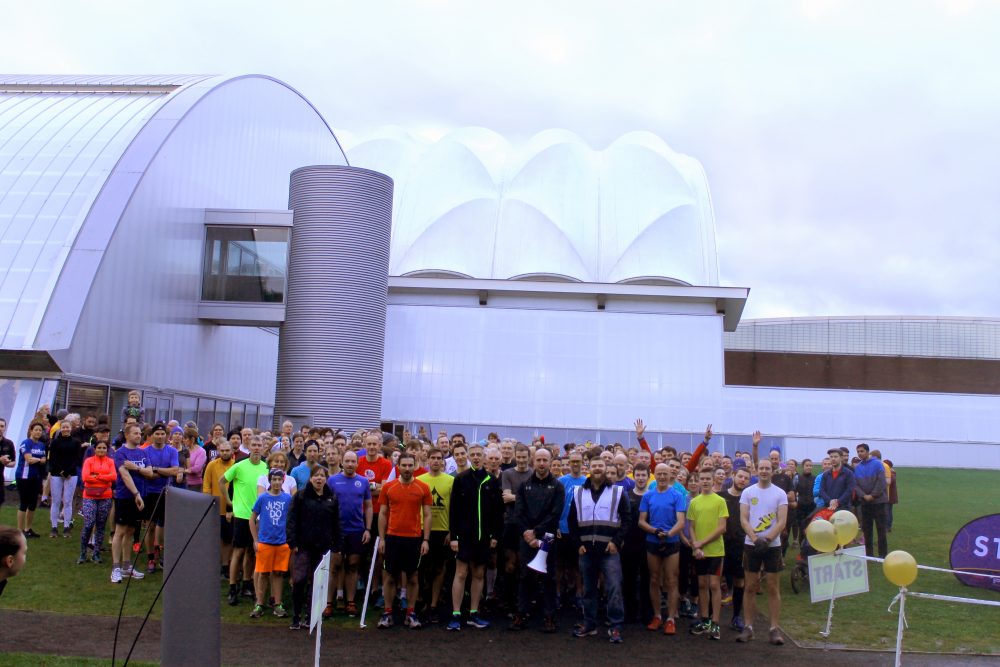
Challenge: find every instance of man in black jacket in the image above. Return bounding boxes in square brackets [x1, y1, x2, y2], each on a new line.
[509, 447, 565, 633]
[568, 455, 630, 643]
[448, 444, 503, 630]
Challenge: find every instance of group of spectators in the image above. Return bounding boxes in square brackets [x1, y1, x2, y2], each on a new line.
[0, 397, 899, 645]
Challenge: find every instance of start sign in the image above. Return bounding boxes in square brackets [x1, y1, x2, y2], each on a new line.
[808, 546, 869, 603]
[949, 513, 1000, 593]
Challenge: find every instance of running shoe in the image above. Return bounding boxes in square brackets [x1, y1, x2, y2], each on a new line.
[273, 604, 288, 618]
[63, 526, 71, 538]
[50, 528, 58, 538]
[769, 628, 784, 646]
[345, 602, 359, 617]
[609, 628, 623, 644]
[689, 620, 709, 636]
[721, 593, 733, 606]
[573, 625, 597, 638]
[146, 558, 156, 574]
[241, 582, 255, 598]
[77, 553, 88, 565]
[289, 617, 303, 630]
[92, 553, 102, 565]
[446, 616, 462, 631]
[730, 615, 745, 632]
[663, 618, 676, 635]
[709, 623, 721, 640]
[426, 606, 440, 624]
[736, 625, 754, 643]
[24, 529, 40, 538]
[404, 612, 422, 629]
[250, 604, 265, 618]
[542, 615, 557, 633]
[507, 615, 526, 632]
[127, 568, 145, 580]
[111, 567, 123, 584]
[377, 612, 393, 629]
[228, 589, 239, 606]
[467, 614, 490, 629]
[646, 616, 663, 631]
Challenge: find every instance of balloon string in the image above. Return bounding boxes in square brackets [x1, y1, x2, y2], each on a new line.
[888, 587, 909, 630]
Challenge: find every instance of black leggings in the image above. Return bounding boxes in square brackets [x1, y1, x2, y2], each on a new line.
[18, 477, 42, 512]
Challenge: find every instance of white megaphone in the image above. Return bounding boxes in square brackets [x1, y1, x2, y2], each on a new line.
[527, 533, 555, 573]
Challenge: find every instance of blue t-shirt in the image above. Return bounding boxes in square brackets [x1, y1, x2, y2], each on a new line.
[15, 439, 47, 480]
[251, 491, 293, 545]
[616, 477, 636, 493]
[290, 461, 314, 491]
[328, 472, 372, 534]
[144, 446, 179, 495]
[558, 474, 587, 534]
[113, 446, 149, 499]
[639, 487, 688, 544]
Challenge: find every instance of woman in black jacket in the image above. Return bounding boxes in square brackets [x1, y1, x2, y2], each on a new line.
[47, 420, 83, 538]
[286, 464, 341, 630]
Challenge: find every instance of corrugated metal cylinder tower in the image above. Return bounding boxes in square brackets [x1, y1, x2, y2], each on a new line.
[276, 165, 393, 430]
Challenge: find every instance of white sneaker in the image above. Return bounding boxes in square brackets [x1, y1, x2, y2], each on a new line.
[111, 568, 123, 583]
[126, 568, 145, 580]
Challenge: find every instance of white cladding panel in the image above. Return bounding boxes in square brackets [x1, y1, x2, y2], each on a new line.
[52, 76, 346, 404]
[382, 304, 725, 430]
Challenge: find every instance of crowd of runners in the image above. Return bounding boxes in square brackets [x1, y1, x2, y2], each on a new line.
[0, 393, 899, 645]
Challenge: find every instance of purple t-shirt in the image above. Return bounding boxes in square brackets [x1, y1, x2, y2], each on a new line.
[328, 472, 372, 534]
[113, 446, 149, 499]
[144, 445, 179, 495]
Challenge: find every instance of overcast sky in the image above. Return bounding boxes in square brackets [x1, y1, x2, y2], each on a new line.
[4, 0, 998, 319]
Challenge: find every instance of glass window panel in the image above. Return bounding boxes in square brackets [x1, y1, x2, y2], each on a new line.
[197, 398, 215, 436]
[258, 405, 274, 432]
[230, 402, 245, 431]
[245, 404, 258, 432]
[201, 226, 289, 302]
[67, 382, 108, 419]
[174, 395, 197, 429]
[214, 401, 231, 431]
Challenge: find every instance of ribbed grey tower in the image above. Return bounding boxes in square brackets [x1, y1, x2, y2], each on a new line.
[275, 165, 393, 431]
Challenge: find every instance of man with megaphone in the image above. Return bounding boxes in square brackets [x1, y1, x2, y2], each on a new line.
[509, 447, 565, 633]
[566, 454, 631, 644]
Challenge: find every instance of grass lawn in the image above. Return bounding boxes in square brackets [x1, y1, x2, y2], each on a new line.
[2, 467, 998, 654]
[780, 467, 1000, 654]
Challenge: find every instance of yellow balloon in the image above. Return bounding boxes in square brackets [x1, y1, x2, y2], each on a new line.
[806, 519, 839, 553]
[883, 550, 918, 587]
[831, 510, 859, 546]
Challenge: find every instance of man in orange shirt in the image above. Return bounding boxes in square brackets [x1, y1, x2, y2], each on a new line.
[377, 453, 432, 630]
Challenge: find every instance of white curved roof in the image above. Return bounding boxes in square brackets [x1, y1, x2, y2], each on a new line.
[0, 74, 345, 349]
[341, 126, 719, 285]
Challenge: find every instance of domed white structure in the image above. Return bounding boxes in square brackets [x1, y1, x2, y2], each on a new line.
[341, 127, 719, 286]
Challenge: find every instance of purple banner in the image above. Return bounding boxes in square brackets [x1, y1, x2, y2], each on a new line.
[949, 513, 1000, 593]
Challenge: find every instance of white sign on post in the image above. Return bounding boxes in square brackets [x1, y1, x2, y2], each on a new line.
[808, 546, 869, 603]
[310, 551, 331, 667]
[310, 551, 331, 632]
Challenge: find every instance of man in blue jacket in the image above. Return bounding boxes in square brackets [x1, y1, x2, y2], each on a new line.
[854, 443, 888, 557]
[818, 449, 854, 512]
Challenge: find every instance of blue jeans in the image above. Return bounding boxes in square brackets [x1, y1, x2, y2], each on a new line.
[580, 548, 624, 630]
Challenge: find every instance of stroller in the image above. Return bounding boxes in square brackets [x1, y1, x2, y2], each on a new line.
[790, 507, 835, 594]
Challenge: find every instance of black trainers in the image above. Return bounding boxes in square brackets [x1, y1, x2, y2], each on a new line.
[227, 586, 239, 606]
[542, 615, 557, 633]
[289, 617, 303, 630]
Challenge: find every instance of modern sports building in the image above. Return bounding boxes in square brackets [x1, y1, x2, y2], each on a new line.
[2, 75, 998, 472]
